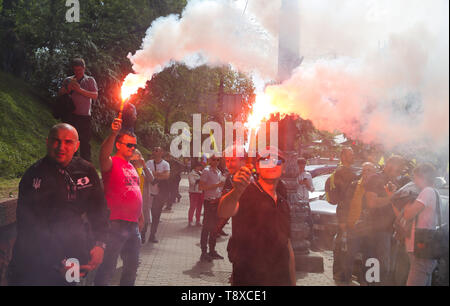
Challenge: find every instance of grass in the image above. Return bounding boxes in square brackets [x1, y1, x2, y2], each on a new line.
[0, 71, 59, 180]
[0, 178, 20, 199]
[0, 71, 106, 198]
[0, 71, 151, 198]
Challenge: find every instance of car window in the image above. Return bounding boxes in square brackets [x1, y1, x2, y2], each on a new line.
[312, 174, 330, 192]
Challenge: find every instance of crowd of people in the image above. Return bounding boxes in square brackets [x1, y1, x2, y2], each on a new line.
[325, 147, 446, 286]
[5, 58, 447, 286]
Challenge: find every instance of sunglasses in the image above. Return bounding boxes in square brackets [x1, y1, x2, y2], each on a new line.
[119, 142, 137, 149]
[258, 157, 284, 166]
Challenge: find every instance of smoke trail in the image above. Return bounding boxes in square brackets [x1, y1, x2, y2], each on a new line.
[126, 0, 449, 152]
[263, 0, 449, 151]
[128, 0, 277, 82]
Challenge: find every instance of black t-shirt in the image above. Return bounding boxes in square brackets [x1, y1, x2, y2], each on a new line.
[227, 181, 291, 285]
[364, 172, 397, 233]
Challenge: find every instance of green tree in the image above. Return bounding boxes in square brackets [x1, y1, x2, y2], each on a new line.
[0, 0, 188, 133]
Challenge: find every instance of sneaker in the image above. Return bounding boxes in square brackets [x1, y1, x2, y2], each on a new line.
[200, 252, 212, 262]
[141, 234, 146, 244]
[188, 222, 193, 227]
[209, 251, 224, 260]
[196, 222, 202, 227]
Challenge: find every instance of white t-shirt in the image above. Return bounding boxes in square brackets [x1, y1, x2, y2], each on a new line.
[200, 166, 223, 200]
[405, 187, 439, 253]
[146, 159, 170, 195]
[188, 170, 203, 193]
[297, 171, 314, 201]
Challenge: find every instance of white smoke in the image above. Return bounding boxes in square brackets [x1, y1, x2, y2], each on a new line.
[127, 0, 449, 151]
[128, 0, 277, 79]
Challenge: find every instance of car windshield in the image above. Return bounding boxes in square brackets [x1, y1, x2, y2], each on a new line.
[312, 174, 331, 192]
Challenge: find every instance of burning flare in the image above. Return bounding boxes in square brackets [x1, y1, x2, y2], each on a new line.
[245, 93, 278, 131]
[121, 73, 148, 101]
[245, 91, 292, 131]
[118, 73, 148, 119]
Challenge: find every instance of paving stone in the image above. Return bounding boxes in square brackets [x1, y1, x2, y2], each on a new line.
[110, 175, 339, 286]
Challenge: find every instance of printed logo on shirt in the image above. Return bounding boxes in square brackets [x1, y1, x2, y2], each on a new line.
[122, 168, 139, 190]
[32, 178, 42, 190]
[76, 176, 92, 189]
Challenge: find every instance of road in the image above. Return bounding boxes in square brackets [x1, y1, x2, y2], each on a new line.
[110, 175, 342, 286]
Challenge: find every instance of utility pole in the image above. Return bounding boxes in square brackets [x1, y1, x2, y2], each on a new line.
[278, 0, 324, 273]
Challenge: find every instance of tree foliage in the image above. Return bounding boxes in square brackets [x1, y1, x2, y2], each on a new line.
[0, 0, 257, 152]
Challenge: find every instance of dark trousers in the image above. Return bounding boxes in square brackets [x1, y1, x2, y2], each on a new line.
[214, 217, 229, 235]
[166, 175, 181, 209]
[150, 194, 165, 238]
[200, 200, 219, 253]
[64, 113, 92, 162]
[333, 230, 345, 280]
[232, 262, 291, 286]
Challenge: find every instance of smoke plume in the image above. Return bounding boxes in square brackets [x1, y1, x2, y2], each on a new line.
[127, 0, 449, 152]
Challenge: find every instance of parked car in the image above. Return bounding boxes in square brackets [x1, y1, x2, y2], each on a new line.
[306, 165, 337, 178]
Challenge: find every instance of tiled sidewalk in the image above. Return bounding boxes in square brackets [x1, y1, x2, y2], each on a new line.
[112, 176, 339, 286]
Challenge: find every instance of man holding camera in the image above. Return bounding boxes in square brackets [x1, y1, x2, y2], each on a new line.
[365, 155, 406, 285]
[58, 58, 98, 162]
[297, 158, 314, 201]
[218, 147, 296, 286]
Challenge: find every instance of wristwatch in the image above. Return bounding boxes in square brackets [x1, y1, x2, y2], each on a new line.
[95, 241, 107, 250]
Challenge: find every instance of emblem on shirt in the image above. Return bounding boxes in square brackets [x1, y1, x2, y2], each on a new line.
[32, 178, 42, 190]
[77, 176, 90, 186]
[76, 176, 92, 189]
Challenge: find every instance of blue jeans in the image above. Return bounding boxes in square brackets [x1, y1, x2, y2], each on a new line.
[94, 220, 141, 286]
[407, 253, 437, 286]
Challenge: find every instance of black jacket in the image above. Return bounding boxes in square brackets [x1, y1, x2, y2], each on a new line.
[8, 156, 109, 285]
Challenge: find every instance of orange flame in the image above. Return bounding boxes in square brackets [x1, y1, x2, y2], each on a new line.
[245, 92, 283, 131]
[121, 73, 148, 101]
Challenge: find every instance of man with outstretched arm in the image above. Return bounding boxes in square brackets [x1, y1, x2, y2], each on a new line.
[218, 146, 296, 286]
[94, 118, 144, 286]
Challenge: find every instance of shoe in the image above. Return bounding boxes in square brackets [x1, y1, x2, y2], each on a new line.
[188, 222, 193, 227]
[141, 234, 146, 244]
[209, 251, 224, 260]
[200, 252, 212, 262]
[196, 222, 202, 227]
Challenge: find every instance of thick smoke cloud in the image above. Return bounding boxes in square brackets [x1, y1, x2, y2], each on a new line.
[127, 0, 449, 152]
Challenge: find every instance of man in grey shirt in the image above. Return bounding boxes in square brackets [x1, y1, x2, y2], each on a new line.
[297, 158, 314, 201]
[58, 58, 98, 162]
[199, 155, 225, 261]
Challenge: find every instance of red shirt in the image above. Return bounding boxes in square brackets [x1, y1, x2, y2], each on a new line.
[102, 156, 142, 223]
